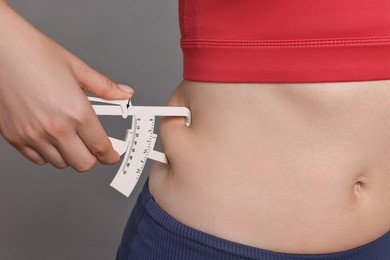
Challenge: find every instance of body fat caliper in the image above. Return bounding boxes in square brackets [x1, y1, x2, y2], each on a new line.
[87, 96, 191, 197]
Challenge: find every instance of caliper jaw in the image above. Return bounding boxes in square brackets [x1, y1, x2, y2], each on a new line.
[109, 129, 133, 156]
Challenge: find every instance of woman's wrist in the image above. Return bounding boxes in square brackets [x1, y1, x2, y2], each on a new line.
[0, 3, 23, 45]
[0, 1, 14, 24]
[0, 1, 8, 8]
[0, 1, 12, 28]
[0, 3, 47, 62]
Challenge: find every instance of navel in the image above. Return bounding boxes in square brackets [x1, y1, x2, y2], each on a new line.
[353, 181, 365, 196]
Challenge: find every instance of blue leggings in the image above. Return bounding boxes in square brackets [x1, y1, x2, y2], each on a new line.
[116, 179, 390, 259]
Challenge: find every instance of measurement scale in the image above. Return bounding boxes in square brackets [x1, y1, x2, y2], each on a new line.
[88, 97, 191, 197]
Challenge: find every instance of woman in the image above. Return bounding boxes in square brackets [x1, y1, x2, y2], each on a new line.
[119, 1, 390, 259]
[1, 1, 389, 259]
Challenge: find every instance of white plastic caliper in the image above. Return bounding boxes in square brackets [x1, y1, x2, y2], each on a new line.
[88, 97, 191, 197]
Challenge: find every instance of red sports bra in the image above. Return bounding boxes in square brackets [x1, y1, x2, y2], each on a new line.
[179, 0, 390, 83]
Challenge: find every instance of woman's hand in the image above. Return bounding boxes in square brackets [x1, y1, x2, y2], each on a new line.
[0, 3, 134, 172]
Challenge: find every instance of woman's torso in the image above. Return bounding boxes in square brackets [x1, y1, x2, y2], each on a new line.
[148, 79, 390, 254]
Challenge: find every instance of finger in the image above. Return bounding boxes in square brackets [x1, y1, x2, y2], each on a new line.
[34, 142, 69, 169]
[70, 55, 134, 100]
[17, 146, 48, 166]
[53, 130, 97, 173]
[76, 112, 120, 165]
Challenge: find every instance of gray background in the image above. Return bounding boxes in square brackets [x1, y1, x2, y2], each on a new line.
[0, 1, 181, 259]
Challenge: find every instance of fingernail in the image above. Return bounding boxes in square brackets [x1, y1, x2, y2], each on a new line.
[118, 84, 134, 94]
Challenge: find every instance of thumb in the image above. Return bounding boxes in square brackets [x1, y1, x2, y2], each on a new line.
[71, 56, 134, 100]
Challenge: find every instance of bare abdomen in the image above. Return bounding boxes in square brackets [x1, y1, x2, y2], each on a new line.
[149, 79, 390, 254]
